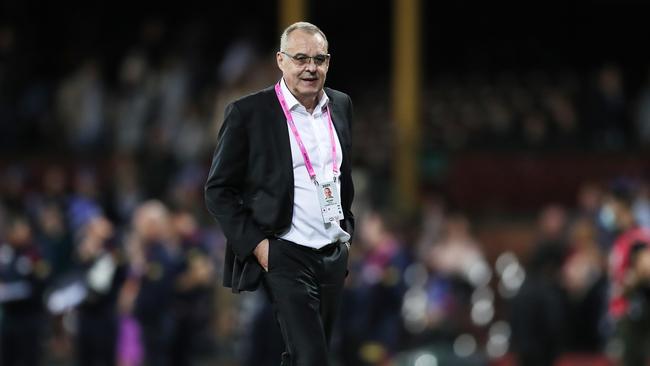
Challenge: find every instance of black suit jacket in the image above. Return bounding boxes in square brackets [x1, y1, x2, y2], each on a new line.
[205, 85, 355, 292]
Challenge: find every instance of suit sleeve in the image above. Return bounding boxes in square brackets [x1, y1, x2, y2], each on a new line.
[344, 95, 356, 242]
[204, 102, 266, 259]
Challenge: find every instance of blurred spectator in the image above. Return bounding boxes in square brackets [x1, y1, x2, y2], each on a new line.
[415, 194, 446, 260]
[106, 156, 144, 225]
[112, 51, 156, 154]
[243, 294, 284, 366]
[481, 93, 516, 149]
[577, 183, 604, 217]
[157, 55, 190, 147]
[22, 165, 71, 279]
[561, 218, 608, 353]
[171, 103, 210, 164]
[615, 242, 650, 366]
[340, 212, 411, 365]
[0, 215, 50, 365]
[117, 200, 178, 366]
[537, 204, 568, 243]
[544, 89, 581, 148]
[607, 187, 650, 316]
[56, 59, 107, 153]
[1, 164, 28, 213]
[34, 202, 72, 281]
[575, 182, 623, 256]
[169, 210, 215, 365]
[415, 212, 489, 345]
[582, 64, 629, 149]
[606, 186, 650, 365]
[67, 167, 103, 233]
[511, 205, 570, 366]
[75, 215, 126, 366]
[510, 239, 567, 366]
[428, 213, 487, 283]
[167, 164, 207, 220]
[27, 165, 69, 215]
[217, 36, 258, 87]
[136, 127, 177, 200]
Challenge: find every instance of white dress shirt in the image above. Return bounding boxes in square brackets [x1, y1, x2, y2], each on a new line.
[278, 78, 351, 249]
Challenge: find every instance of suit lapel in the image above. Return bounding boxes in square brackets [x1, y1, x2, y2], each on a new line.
[326, 89, 350, 162]
[266, 87, 294, 181]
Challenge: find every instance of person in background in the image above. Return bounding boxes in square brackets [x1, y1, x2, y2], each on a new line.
[615, 242, 650, 365]
[420, 212, 487, 340]
[169, 210, 215, 366]
[608, 187, 650, 319]
[561, 217, 608, 353]
[34, 202, 72, 283]
[536, 204, 569, 244]
[607, 186, 650, 365]
[0, 215, 50, 366]
[428, 212, 486, 282]
[511, 241, 567, 366]
[117, 200, 178, 366]
[582, 64, 630, 149]
[339, 212, 410, 365]
[75, 215, 126, 366]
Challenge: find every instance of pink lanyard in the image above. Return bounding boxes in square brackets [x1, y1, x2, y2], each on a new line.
[275, 81, 339, 184]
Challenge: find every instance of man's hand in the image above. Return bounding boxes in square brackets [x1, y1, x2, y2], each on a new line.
[253, 239, 270, 272]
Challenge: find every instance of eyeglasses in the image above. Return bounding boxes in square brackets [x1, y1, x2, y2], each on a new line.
[280, 51, 330, 66]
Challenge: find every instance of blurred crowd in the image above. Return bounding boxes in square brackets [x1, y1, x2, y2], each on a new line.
[0, 163, 223, 365]
[3, 159, 650, 365]
[421, 65, 650, 151]
[3, 18, 650, 366]
[3, 21, 650, 162]
[343, 178, 650, 366]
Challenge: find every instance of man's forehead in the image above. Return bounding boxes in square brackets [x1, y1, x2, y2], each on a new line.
[285, 30, 327, 52]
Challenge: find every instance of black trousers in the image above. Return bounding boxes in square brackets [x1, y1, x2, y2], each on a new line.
[263, 238, 348, 366]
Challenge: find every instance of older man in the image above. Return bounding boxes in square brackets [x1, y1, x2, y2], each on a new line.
[205, 22, 354, 366]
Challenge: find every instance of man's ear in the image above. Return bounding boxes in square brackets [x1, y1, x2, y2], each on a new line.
[276, 52, 284, 71]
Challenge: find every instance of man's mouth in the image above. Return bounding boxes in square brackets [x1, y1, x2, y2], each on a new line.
[301, 77, 318, 82]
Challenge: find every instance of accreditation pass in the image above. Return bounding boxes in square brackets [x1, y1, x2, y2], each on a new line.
[318, 181, 344, 223]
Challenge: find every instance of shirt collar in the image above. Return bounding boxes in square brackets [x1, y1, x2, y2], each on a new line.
[280, 78, 329, 113]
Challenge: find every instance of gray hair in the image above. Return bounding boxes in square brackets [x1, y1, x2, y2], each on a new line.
[279, 22, 328, 52]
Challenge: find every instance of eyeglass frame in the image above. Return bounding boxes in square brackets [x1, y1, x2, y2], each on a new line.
[280, 51, 331, 66]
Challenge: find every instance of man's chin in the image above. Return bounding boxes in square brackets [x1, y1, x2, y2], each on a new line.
[296, 87, 321, 98]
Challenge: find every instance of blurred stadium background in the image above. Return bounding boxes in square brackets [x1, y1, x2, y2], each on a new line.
[2, 0, 650, 365]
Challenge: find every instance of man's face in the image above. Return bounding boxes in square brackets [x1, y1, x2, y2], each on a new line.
[277, 30, 329, 102]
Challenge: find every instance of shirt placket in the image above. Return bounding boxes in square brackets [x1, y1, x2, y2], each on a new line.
[312, 110, 331, 183]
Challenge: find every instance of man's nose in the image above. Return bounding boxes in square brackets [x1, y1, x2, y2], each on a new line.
[304, 60, 317, 72]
